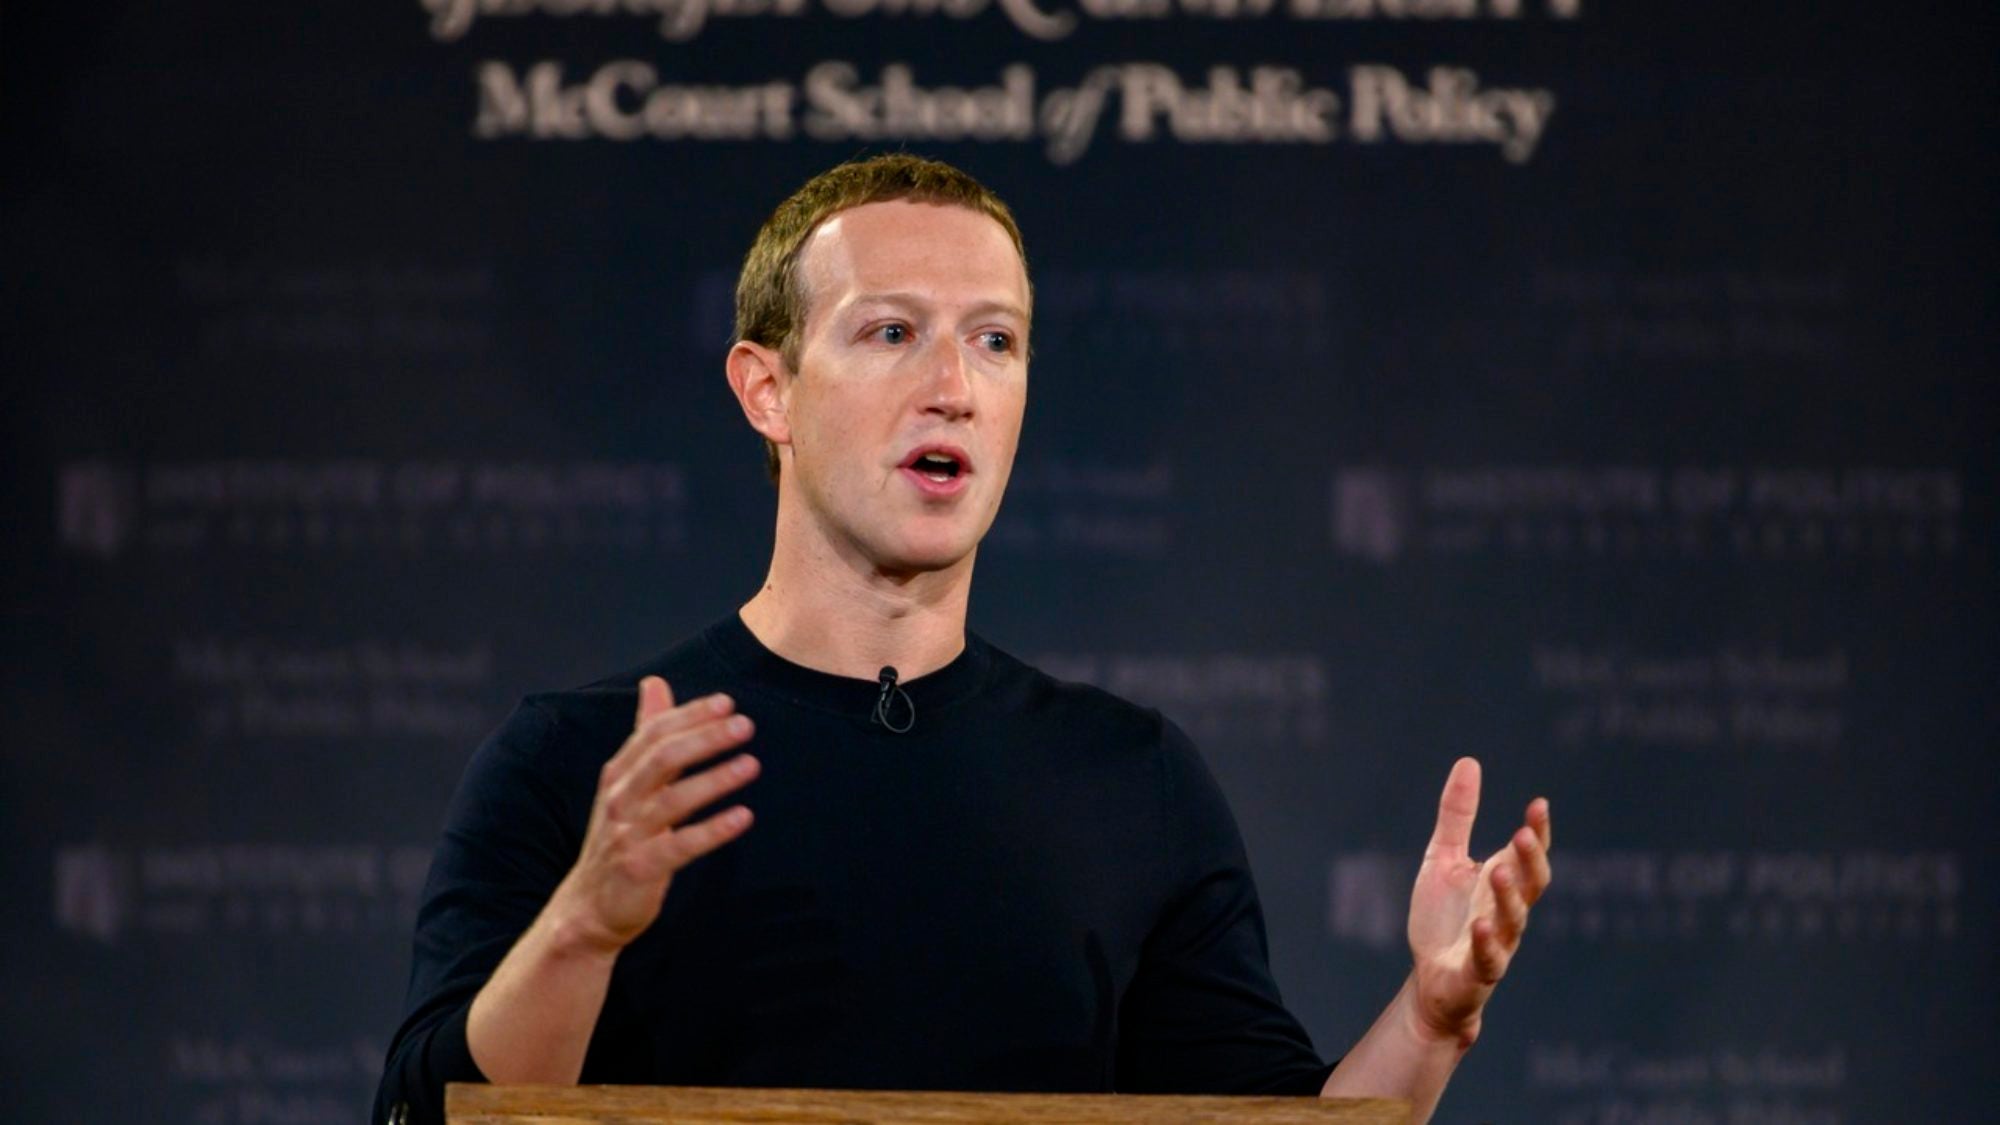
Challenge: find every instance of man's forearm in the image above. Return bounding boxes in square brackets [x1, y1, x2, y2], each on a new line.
[1320, 973, 1470, 1125]
[465, 887, 622, 1084]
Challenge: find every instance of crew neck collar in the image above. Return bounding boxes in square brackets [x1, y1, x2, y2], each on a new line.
[703, 612, 992, 720]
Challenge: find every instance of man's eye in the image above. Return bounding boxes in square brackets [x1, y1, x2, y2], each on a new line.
[979, 331, 1013, 353]
[878, 324, 908, 344]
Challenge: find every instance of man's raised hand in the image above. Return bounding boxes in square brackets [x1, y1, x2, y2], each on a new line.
[552, 675, 759, 956]
[1405, 757, 1552, 1048]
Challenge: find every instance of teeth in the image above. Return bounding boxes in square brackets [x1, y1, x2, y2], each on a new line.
[910, 453, 959, 483]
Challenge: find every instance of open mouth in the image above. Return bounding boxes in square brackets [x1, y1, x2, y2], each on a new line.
[910, 453, 963, 482]
[900, 445, 972, 487]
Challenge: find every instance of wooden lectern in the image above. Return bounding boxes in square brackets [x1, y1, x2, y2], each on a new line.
[446, 1084, 1410, 1124]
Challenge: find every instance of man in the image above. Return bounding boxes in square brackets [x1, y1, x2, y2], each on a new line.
[376, 154, 1552, 1124]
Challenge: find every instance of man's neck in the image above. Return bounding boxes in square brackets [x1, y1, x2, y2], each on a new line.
[738, 517, 973, 683]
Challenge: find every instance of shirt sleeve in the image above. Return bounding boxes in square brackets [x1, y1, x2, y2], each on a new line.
[1114, 717, 1336, 1096]
[373, 698, 593, 1125]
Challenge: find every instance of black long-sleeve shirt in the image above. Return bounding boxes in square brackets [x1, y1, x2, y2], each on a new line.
[376, 615, 1332, 1123]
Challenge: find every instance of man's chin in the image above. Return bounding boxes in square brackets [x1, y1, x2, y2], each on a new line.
[872, 532, 980, 577]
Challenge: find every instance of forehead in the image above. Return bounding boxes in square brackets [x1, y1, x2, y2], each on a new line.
[795, 199, 1028, 316]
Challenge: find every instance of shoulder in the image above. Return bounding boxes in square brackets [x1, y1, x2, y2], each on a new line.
[494, 622, 735, 771]
[976, 636, 1180, 756]
[978, 640, 1242, 866]
[456, 620, 736, 796]
[980, 636, 1168, 732]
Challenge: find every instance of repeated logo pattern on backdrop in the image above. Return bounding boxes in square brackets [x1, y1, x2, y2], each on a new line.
[3, 2, 1992, 1122]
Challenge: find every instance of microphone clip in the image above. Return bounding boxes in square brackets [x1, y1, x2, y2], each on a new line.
[872, 666, 915, 734]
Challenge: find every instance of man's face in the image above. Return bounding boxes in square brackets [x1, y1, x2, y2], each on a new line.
[779, 199, 1030, 575]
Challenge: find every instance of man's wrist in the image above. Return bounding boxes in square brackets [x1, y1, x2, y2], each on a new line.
[540, 882, 628, 965]
[1400, 973, 1480, 1054]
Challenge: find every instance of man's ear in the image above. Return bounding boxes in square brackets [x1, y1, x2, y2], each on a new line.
[726, 340, 792, 447]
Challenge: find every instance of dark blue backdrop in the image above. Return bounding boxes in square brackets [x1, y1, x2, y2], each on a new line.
[4, 1, 1994, 1121]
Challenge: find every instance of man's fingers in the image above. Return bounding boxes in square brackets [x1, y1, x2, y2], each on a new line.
[1529, 796, 1553, 852]
[1426, 756, 1482, 858]
[637, 675, 675, 724]
[1513, 825, 1552, 906]
[641, 753, 761, 833]
[616, 711, 755, 805]
[605, 677, 680, 778]
[1470, 917, 1509, 985]
[604, 693, 737, 783]
[660, 805, 754, 867]
[1492, 863, 1529, 944]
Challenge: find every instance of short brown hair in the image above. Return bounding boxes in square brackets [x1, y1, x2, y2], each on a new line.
[733, 153, 1030, 482]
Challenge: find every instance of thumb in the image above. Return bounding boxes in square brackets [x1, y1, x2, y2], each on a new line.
[1426, 756, 1482, 858]
[636, 675, 675, 727]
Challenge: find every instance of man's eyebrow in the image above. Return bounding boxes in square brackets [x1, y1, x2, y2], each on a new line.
[848, 292, 1031, 326]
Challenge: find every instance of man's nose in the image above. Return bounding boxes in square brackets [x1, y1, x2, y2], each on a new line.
[919, 338, 975, 421]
